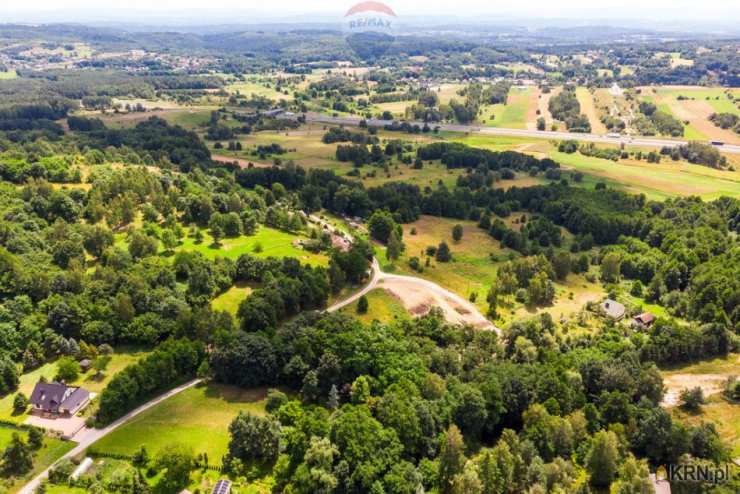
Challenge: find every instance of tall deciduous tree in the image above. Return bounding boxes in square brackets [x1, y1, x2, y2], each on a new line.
[439, 424, 465, 494]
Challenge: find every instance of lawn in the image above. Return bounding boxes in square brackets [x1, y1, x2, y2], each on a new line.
[0, 425, 75, 494]
[90, 383, 268, 461]
[341, 288, 409, 325]
[0, 348, 150, 423]
[0, 70, 17, 80]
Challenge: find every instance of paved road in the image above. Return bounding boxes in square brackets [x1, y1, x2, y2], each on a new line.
[301, 112, 740, 155]
[20, 379, 202, 494]
[327, 258, 502, 335]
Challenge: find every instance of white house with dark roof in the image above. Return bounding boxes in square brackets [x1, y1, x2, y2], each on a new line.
[29, 382, 90, 417]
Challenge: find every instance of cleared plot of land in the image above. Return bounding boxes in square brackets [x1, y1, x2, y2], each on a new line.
[576, 87, 608, 134]
[536, 87, 559, 130]
[90, 384, 268, 461]
[430, 83, 466, 104]
[524, 87, 542, 130]
[661, 353, 739, 407]
[672, 395, 740, 457]
[663, 354, 740, 456]
[551, 148, 740, 200]
[374, 100, 414, 116]
[341, 288, 409, 324]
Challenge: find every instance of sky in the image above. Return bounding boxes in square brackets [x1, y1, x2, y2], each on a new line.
[1, 0, 739, 26]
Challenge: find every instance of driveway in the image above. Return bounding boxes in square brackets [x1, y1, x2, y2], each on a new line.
[24, 415, 86, 440]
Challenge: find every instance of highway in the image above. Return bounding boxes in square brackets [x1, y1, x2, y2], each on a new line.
[300, 112, 740, 155]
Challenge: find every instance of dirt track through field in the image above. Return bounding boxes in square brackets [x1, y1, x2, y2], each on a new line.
[662, 374, 727, 407]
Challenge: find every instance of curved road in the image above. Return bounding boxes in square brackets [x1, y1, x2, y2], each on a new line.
[300, 112, 740, 155]
[22, 258, 500, 492]
[328, 258, 501, 335]
[19, 379, 202, 494]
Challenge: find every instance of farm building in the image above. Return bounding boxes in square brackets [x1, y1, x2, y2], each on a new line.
[632, 312, 655, 329]
[600, 299, 626, 320]
[29, 382, 90, 417]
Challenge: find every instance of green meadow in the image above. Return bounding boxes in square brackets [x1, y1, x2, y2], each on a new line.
[341, 288, 409, 325]
[90, 383, 268, 461]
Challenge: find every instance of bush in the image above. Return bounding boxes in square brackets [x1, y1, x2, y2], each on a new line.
[357, 295, 369, 314]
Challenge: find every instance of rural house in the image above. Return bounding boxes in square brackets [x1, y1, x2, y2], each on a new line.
[29, 382, 90, 417]
[600, 299, 626, 320]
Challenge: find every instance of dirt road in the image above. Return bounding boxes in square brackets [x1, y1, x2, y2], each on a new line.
[328, 259, 501, 334]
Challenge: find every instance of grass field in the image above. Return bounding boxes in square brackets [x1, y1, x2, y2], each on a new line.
[226, 80, 286, 100]
[116, 224, 328, 267]
[480, 87, 533, 129]
[357, 160, 463, 189]
[211, 284, 253, 315]
[0, 425, 75, 494]
[90, 383, 268, 461]
[176, 225, 328, 266]
[385, 215, 604, 325]
[455, 133, 740, 200]
[341, 288, 409, 324]
[576, 87, 608, 134]
[238, 126, 340, 170]
[390, 216, 507, 315]
[550, 147, 740, 200]
[638, 86, 740, 144]
[662, 354, 739, 456]
[0, 70, 17, 80]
